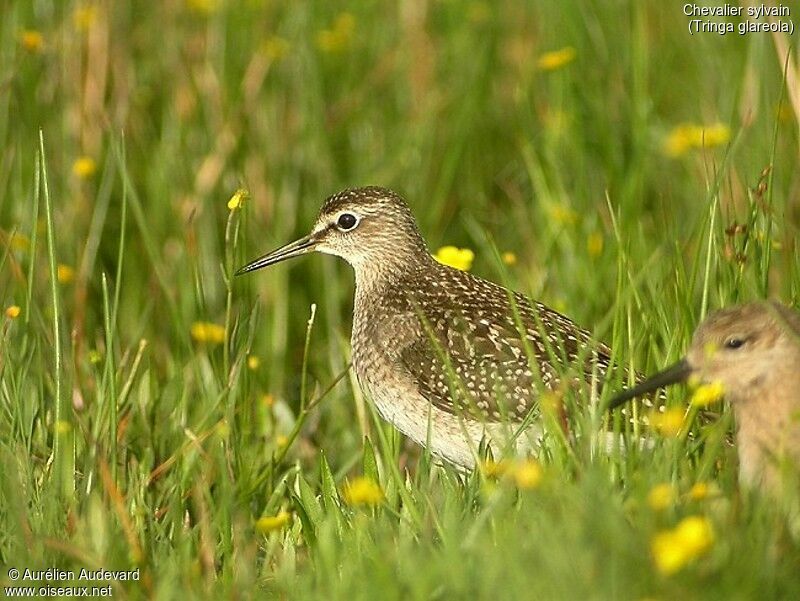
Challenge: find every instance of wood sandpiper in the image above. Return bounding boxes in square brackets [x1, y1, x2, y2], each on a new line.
[608, 301, 800, 491]
[238, 187, 616, 468]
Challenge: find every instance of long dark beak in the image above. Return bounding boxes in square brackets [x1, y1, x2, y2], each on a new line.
[606, 358, 693, 411]
[235, 234, 318, 275]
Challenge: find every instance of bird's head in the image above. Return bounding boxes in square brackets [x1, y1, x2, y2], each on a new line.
[607, 301, 800, 410]
[236, 187, 429, 275]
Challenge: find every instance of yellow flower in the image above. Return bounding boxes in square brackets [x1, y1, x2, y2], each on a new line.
[255, 511, 291, 534]
[72, 156, 97, 179]
[691, 381, 725, 407]
[546, 203, 579, 226]
[247, 355, 260, 370]
[501, 252, 517, 266]
[57, 264, 75, 284]
[480, 459, 511, 478]
[73, 5, 98, 31]
[698, 123, 730, 147]
[481, 458, 542, 488]
[675, 515, 714, 554]
[687, 482, 715, 501]
[537, 46, 576, 71]
[261, 393, 275, 407]
[227, 188, 249, 210]
[20, 30, 44, 53]
[342, 476, 384, 507]
[191, 321, 226, 344]
[663, 123, 731, 157]
[512, 459, 542, 489]
[5, 305, 21, 319]
[88, 350, 103, 364]
[647, 483, 677, 511]
[434, 246, 475, 271]
[316, 13, 356, 53]
[663, 126, 694, 157]
[276, 434, 288, 447]
[262, 36, 290, 61]
[587, 232, 604, 257]
[651, 532, 687, 576]
[651, 516, 714, 575]
[648, 408, 685, 437]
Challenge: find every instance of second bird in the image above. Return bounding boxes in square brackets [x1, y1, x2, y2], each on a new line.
[238, 187, 616, 468]
[608, 301, 800, 493]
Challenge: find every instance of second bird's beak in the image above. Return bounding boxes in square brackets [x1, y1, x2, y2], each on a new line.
[606, 358, 694, 411]
[236, 233, 319, 275]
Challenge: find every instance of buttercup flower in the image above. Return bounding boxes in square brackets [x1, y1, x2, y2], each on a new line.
[664, 123, 730, 157]
[482, 458, 542, 489]
[72, 157, 97, 179]
[649, 408, 685, 437]
[20, 30, 44, 53]
[691, 381, 724, 407]
[512, 459, 542, 489]
[191, 322, 226, 344]
[647, 483, 678, 511]
[227, 188, 249, 210]
[480, 459, 512, 478]
[651, 515, 714, 575]
[342, 476, 384, 506]
[256, 511, 291, 534]
[57, 264, 75, 284]
[434, 246, 475, 271]
[687, 482, 716, 501]
[537, 46, 576, 71]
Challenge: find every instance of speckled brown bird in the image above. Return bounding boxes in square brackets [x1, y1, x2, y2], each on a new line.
[608, 301, 800, 492]
[238, 187, 617, 468]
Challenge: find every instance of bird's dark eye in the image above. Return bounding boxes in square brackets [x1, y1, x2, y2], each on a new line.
[723, 336, 746, 350]
[336, 213, 358, 231]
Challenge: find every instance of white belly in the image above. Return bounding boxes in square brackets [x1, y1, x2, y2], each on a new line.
[364, 377, 544, 469]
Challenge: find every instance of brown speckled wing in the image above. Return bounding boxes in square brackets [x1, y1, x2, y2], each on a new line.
[396, 265, 612, 423]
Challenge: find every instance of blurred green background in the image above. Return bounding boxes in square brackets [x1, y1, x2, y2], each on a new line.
[1, 1, 799, 598]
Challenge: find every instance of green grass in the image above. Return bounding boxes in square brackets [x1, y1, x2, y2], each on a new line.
[1, 1, 800, 598]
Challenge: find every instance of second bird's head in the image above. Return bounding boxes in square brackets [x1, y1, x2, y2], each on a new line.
[607, 301, 800, 410]
[236, 187, 429, 275]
